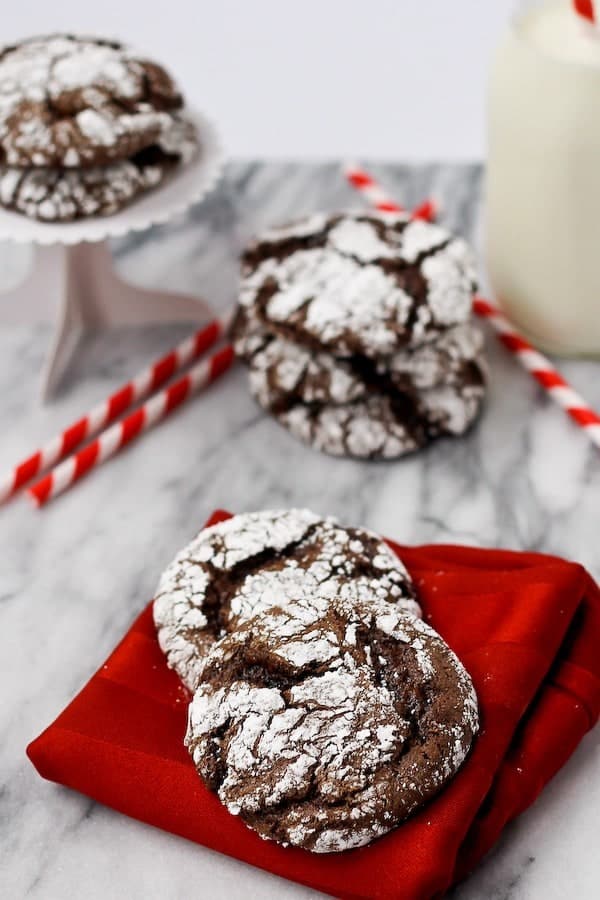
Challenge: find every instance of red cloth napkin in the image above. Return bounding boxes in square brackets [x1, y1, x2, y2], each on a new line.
[28, 510, 600, 900]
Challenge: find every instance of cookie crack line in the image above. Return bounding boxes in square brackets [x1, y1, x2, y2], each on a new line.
[247, 213, 441, 267]
[190, 519, 325, 638]
[336, 233, 452, 278]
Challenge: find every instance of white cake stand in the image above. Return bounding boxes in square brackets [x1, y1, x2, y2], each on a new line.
[0, 110, 225, 400]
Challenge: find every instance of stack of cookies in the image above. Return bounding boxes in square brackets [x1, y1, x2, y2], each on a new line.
[0, 35, 198, 222]
[153, 509, 479, 853]
[233, 211, 487, 459]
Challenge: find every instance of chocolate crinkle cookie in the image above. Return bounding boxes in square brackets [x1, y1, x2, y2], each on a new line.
[186, 595, 479, 852]
[154, 508, 479, 852]
[233, 211, 487, 459]
[153, 508, 420, 691]
[0, 35, 198, 221]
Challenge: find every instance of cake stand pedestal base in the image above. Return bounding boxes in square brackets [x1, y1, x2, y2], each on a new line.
[0, 107, 224, 403]
[0, 240, 213, 401]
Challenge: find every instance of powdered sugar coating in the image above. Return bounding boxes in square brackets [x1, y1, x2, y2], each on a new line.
[153, 509, 420, 690]
[417, 372, 487, 437]
[276, 360, 486, 459]
[0, 35, 182, 168]
[251, 248, 414, 352]
[280, 397, 421, 459]
[383, 321, 485, 391]
[233, 212, 486, 460]
[186, 598, 479, 852]
[421, 240, 477, 328]
[0, 114, 198, 222]
[246, 336, 366, 407]
[236, 310, 486, 409]
[240, 211, 478, 357]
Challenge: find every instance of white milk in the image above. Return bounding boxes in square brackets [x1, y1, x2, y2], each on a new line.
[486, 1, 600, 355]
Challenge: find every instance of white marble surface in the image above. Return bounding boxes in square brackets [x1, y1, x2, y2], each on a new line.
[1, 162, 599, 900]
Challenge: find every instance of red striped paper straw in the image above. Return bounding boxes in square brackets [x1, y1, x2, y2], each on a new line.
[344, 162, 600, 451]
[473, 298, 600, 448]
[573, 1, 597, 25]
[27, 344, 236, 507]
[0, 313, 232, 503]
[344, 162, 438, 221]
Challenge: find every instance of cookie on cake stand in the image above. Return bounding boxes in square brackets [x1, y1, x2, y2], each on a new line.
[0, 109, 224, 400]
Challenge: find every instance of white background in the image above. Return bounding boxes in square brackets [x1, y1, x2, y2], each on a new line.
[3, 0, 518, 160]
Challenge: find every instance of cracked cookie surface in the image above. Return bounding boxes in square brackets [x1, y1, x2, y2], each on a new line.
[186, 597, 479, 852]
[0, 114, 197, 221]
[234, 307, 485, 405]
[239, 211, 478, 358]
[0, 35, 182, 168]
[276, 360, 486, 459]
[235, 306, 487, 457]
[153, 509, 420, 691]
[233, 212, 486, 457]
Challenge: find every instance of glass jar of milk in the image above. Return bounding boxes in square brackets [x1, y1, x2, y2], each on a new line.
[486, 0, 600, 355]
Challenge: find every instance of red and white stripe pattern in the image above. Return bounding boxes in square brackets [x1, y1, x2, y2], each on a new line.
[0, 314, 232, 503]
[344, 162, 600, 451]
[573, 1, 597, 25]
[473, 298, 600, 448]
[344, 162, 438, 221]
[27, 344, 236, 507]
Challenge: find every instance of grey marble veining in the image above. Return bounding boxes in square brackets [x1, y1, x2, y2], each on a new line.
[1, 162, 599, 900]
